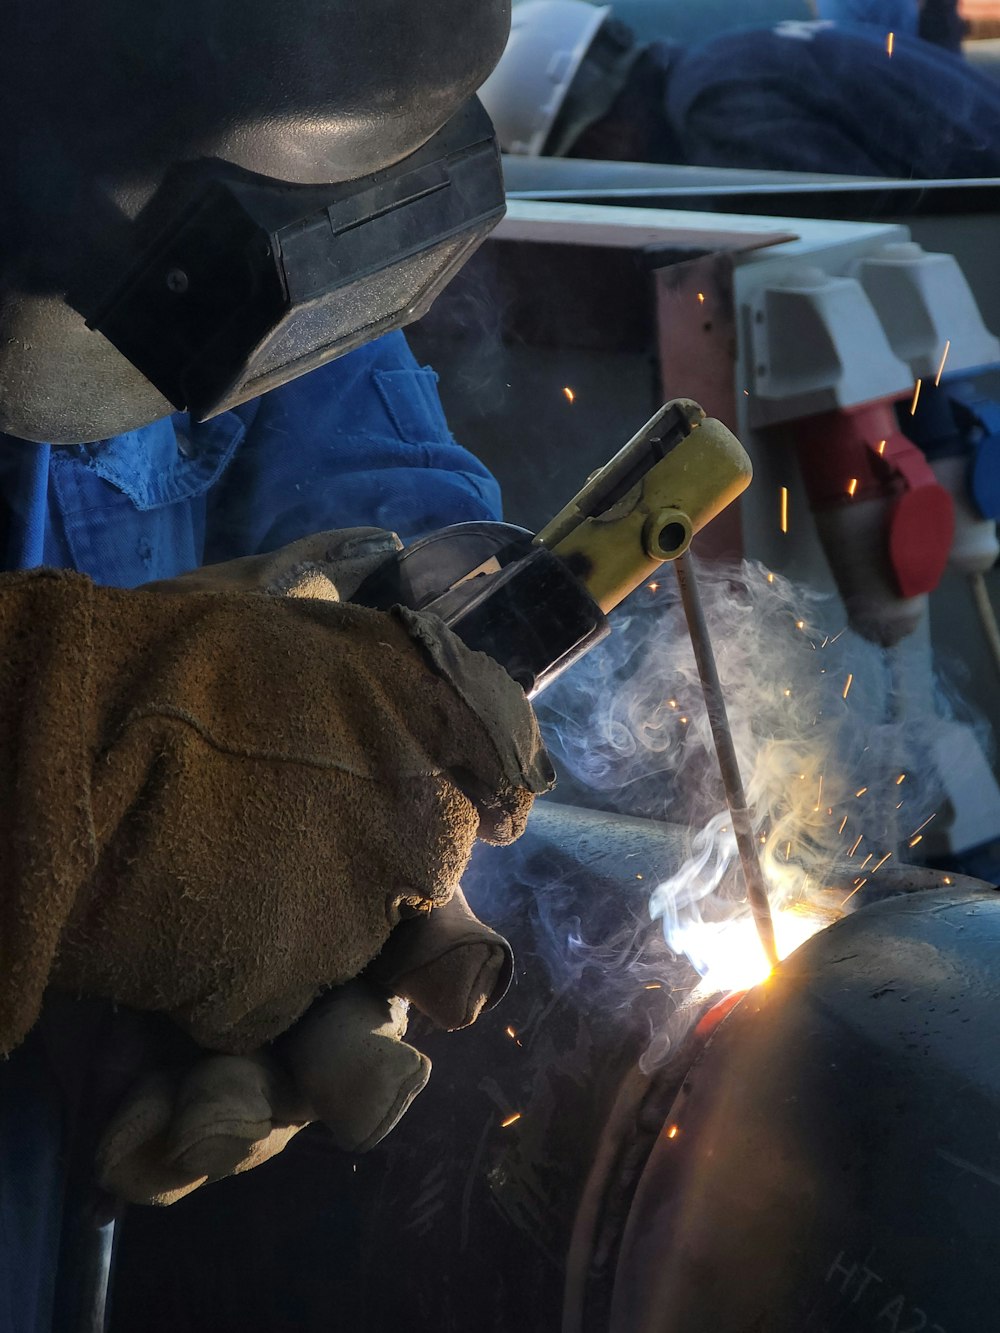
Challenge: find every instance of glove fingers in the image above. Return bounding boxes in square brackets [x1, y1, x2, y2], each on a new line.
[278, 981, 431, 1152]
[144, 529, 403, 602]
[369, 888, 514, 1030]
[96, 1070, 207, 1207]
[166, 1054, 291, 1179]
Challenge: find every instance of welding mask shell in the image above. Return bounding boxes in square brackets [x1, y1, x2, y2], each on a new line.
[609, 884, 1000, 1333]
[0, 0, 510, 443]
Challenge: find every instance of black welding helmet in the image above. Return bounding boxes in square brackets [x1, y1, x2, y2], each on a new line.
[1, 0, 510, 444]
[607, 882, 1000, 1333]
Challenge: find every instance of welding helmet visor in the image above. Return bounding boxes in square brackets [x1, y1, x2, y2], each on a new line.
[0, 0, 509, 444]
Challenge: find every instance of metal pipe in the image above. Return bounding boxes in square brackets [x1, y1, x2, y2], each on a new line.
[674, 553, 779, 969]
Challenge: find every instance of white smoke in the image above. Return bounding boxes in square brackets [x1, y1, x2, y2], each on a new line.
[534, 559, 953, 1005]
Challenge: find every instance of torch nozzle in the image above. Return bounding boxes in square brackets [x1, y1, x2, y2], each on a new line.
[674, 553, 779, 971]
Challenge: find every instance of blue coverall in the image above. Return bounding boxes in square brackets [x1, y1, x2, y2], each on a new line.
[573, 20, 1000, 177]
[0, 331, 501, 1332]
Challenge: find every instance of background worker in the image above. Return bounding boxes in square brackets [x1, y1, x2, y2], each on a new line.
[480, 0, 997, 176]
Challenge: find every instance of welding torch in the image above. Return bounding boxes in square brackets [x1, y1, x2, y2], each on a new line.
[355, 399, 751, 695]
[355, 400, 776, 964]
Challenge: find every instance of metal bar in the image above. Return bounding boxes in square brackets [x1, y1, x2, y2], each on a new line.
[674, 553, 779, 968]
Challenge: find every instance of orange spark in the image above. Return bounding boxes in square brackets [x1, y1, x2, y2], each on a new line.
[909, 379, 922, 415]
[860, 852, 874, 869]
[767, 572, 775, 584]
[871, 851, 893, 874]
[666, 1125, 680, 1139]
[935, 340, 951, 386]
[843, 673, 854, 700]
[842, 878, 868, 906]
[838, 815, 848, 834]
[646, 983, 662, 990]
[668, 699, 678, 709]
[505, 1026, 517, 1039]
[796, 619, 805, 630]
[815, 774, 824, 811]
[855, 787, 868, 798]
[679, 716, 689, 725]
[943, 876, 952, 885]
[896, 773, 906, 786]
[648, 581, 660, 592]
[697, 292, 706, 304]
[501, 1112, 522, 1128]
[909, 835, 923, 848]
[785, 841, 792, 860]
[909, 813, 936, 838]
[887, 30, 894, 55]
[877, 439, 887, 456]
[563, 386, 576, 403]
[780, 486, 789, 534]
[848, 834, 864, 857]
[636, 873, 644, 880]
[846, 477, 859, 498]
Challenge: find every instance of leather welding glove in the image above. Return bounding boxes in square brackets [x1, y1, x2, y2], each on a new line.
[96, 891, 515, 1207]
[96, 981, 429, 1207]
[0, 550, 553, 1059]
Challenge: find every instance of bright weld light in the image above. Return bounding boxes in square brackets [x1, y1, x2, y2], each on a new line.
[910, 379, 922, 415]
[846, 477, 859, 498]
[843, 673, 854, 700]
[780, 486, 789, 534]
[877, 439, 887, 456]
[935, 340, 951, 386]
[501, 1112, 522, 1128]
[681, 906, 832, 996]
[563, 386, 576, 403]
[887, 30, 894, 55]
[648, 581, 660, 592]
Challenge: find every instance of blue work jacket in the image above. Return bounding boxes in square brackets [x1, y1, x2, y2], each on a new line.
[0, 330, 501, 1333]
[0, 330, 500, 585]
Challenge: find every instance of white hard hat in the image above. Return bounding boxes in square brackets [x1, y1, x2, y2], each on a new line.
[479, 0, 612, 156]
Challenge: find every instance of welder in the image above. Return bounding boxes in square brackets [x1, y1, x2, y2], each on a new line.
[0, 0, 561, 1326]
[479, 0, 995, 175]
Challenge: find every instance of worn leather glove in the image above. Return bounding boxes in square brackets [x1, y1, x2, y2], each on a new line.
[96, 890, 515, 1206]
[0, 535, 553, 1058]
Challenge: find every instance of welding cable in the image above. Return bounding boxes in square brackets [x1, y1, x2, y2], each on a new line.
[970, 571, 1000, 682]
[674, 554, 779, 969]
